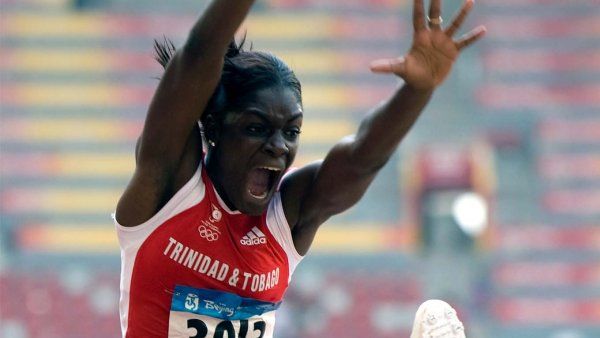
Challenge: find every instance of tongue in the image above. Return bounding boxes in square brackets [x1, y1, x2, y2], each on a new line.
[248, 168, 270, 197]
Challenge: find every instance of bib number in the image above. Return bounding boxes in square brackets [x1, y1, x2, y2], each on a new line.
[187, 318, 265, 338]
[169, 286, 278, 338]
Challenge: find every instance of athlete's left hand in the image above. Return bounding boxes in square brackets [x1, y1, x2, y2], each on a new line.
[370, 0, 486, 91]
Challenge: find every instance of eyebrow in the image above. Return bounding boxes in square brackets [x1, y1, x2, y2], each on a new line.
[244, 108, 303, 123]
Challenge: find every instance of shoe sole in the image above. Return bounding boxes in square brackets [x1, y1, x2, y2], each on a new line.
[410, 299, 466, 338]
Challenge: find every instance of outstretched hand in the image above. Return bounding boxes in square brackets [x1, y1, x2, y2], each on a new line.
[370, 0, 486, 90]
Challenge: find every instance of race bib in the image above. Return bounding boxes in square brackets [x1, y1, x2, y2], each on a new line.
[168, 285, 280, 338]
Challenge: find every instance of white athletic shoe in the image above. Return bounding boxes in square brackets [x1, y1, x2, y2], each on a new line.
[409, 299, 466, 338]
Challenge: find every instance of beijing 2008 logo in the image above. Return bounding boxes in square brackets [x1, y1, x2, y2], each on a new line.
[185, 293, 199, 311]
[198, 225, 219, 241]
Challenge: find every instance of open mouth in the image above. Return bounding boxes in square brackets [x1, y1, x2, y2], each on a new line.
[247, 166, 282, 200]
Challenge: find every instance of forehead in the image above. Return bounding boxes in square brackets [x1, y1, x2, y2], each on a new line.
[224, 86, 303, 124]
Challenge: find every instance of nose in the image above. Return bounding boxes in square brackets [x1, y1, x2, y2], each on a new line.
[263, 131, 289, 157]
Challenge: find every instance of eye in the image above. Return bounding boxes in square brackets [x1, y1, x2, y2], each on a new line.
[284, 127, 301, 140]
[246, 124, 268, 136]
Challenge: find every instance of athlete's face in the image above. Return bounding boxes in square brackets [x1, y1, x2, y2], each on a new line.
[208, 86, 303, 215]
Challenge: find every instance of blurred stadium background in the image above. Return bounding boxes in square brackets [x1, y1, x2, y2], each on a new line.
[1, 0, 599, 337]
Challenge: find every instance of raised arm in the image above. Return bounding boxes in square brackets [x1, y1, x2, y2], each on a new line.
[282, 0, 486, 254]
[116, 0, 257, 227]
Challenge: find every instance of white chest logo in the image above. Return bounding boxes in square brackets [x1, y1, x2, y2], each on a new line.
[198, 224, 220, 241]
[240, 226, 267, 246]
[198, 205, 222, 242]
[209, 204, 222, 223]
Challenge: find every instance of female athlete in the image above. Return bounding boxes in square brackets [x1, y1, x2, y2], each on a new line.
[113, 0, 485, 337]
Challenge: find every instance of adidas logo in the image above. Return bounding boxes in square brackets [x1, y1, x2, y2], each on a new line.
[240, 226, 267, 246]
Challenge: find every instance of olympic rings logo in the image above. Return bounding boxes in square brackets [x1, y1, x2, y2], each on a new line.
[198, 225, 219, 241]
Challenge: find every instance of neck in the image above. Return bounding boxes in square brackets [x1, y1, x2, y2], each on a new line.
[204, 150, 238, 212]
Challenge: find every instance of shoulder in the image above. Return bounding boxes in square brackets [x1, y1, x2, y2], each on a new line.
[278, 161, 322, 229]
[116, 128, 204, 228]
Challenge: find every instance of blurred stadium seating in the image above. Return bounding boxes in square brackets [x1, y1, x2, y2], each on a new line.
[1, 0, 599, 337]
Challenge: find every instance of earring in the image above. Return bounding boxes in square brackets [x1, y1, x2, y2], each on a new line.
[208, 140, 216, 147]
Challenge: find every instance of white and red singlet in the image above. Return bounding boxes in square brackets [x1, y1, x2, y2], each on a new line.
[113, 163, 303, 338]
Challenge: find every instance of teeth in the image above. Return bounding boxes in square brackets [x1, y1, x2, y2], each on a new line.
[259, 166, 281, 172]
[248, 190, 268, 199]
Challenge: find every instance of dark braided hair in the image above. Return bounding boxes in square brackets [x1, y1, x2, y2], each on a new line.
[153, 36, 302, 128]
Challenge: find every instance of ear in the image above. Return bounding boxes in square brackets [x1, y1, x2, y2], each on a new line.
[202, 113, 219, 147]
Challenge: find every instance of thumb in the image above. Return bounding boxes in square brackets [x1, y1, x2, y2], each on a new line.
[369, 56, 406, 76]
